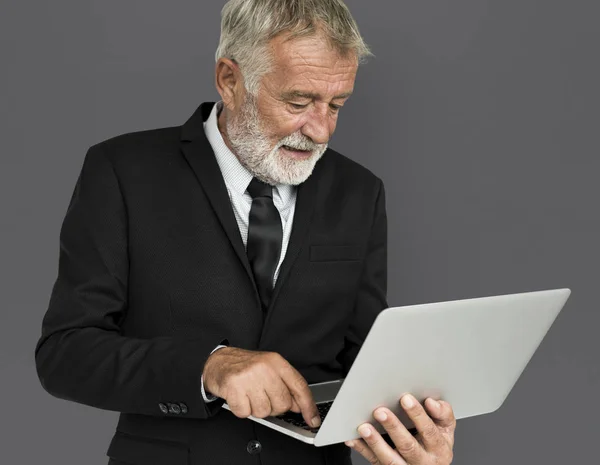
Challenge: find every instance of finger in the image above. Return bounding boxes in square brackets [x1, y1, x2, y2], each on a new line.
[345, 438, 393, 465]
[355, 422, 408, 465]
[227, 393, 252, 419]
[279, 364, 320, 427]
[249, 391, 272, 419]
[400, 394, 444, 451]
[426, 399, 457, 430]
[375, 407, 428, 463]
[425, 399, 457, 448]
[290, 398, 301, 413]
[267, 383, 295, 416]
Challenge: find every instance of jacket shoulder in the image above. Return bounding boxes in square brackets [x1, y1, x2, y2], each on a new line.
[322, 147, 383, 187]
[88, 126, 182, 165]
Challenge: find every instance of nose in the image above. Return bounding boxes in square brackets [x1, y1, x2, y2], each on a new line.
[301, 106, 332, 145]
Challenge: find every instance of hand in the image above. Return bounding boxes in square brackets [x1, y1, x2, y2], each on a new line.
[345, 394, 456, 465]
[202, 347, 321, 428]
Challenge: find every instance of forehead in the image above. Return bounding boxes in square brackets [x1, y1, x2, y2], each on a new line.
[265, 32, 358, 97]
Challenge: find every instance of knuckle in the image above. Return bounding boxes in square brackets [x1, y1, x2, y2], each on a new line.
[233, 409, 250, 419]
[265, 351, 283, 365]
[352, 440, 366, 454]
[252, 401, 271, 419]
[410, 404, 424, 417]
[362, 434, 377, 446]
[442, 401, 456, 420]
[292, 372, 309, 389]
[280, 363, 303, 383]
[229, 400, 251, 419]
[387, 424, 404, 438]
[293, 383, 311, 403]
[270, 406, 287, 416]
[422, 424, 439, 440]
[384, 418, 401, 433]
[396, 439, 418, 455]
[270, 400, 291, 416]
[369, 437, 382, 449]
[277, 383, 293, 400]
[275, 396, 293, 414]
[225, 391, 240, 406]
[271, 383, 292, 404]
[447, 417, 457, 434]
[253, 408, 270, 419]
[255, 359, 274, 374]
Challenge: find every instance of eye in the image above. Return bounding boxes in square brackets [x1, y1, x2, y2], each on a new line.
[290, 103, 308, 110]
[330, 104, 342, 112]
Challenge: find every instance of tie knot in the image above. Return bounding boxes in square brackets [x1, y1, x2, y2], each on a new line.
[247, 177, 273, 199]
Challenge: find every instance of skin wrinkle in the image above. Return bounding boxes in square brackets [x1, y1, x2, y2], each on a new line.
[215, 30, 358, 185]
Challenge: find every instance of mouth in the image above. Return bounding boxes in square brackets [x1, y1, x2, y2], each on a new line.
[281, 145, 312, 158]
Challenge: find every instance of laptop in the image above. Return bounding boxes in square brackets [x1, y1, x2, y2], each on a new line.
[221, 288, 571, 446]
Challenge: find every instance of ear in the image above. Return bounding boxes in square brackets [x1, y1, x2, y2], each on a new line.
[215, 58, 243, 111]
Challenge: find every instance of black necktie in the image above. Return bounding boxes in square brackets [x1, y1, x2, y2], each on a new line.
[246, 177, 283, 314]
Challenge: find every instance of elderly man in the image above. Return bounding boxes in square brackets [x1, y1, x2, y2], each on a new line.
[35, 0, 456, 464]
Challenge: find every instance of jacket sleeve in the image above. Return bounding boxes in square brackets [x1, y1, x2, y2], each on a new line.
[34, 144, 227, 419]
[337, 178, 388, 375]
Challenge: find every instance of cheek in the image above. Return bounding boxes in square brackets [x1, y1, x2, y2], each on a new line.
[272, 113, 306, 139]
[257, 98, 295, 138]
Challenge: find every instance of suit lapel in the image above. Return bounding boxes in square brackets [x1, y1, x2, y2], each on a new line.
[180, 102, 259, 302]
[180, 102, 323, 325]
[263, 158, 320, 323]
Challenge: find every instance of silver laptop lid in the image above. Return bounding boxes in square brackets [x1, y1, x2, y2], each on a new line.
[315, 288, 571, 446]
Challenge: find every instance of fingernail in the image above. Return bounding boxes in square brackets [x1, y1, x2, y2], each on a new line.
[358, 425, 371, 437]
[312, 416, 321, 427]
[374, 409, 387, 422]
[402, 395, 415, 408]
[433, 400, 441, 409]
[345, 440, 355, 447]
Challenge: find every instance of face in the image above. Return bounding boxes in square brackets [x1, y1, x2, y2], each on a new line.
[217, 32, 359, 185]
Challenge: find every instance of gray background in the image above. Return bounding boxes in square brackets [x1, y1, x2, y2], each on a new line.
[1, 0, 598, 463]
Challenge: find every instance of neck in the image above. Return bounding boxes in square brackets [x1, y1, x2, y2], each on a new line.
[217, 106, 246, 166]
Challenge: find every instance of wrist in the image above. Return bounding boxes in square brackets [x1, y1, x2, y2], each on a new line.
[203, 346, 230, 394]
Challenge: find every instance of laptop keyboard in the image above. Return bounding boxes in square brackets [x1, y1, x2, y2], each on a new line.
[275, 401, 334, 432]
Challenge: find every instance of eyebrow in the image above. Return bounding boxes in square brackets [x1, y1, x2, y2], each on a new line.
[281, 90, 353, 100]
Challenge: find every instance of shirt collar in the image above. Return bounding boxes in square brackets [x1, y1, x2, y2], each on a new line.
[203, 101, 295, 201]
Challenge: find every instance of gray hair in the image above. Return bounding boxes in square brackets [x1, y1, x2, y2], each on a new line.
[215, 0, 373, 96]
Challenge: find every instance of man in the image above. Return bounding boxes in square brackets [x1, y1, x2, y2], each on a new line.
[35, 0, 456, 464]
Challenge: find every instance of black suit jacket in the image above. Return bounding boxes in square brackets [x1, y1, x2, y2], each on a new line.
[35, 102, 388, 465]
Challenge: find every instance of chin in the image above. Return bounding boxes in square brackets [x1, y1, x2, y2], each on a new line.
[271, 158, 321, 185]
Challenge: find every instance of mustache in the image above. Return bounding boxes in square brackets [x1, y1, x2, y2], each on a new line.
[278, 134, 327, 152]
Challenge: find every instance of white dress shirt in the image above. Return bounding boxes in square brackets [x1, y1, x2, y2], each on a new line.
[200, 101, 298, 402]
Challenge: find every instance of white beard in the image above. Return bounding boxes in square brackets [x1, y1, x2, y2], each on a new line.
[225, 94, 328, 186]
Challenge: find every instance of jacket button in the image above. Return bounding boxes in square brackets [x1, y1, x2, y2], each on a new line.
[179, 403, 188, 414]
[246, 439, 262, 455]
[169, 403, 181, 414]
[158, 403, 168, 414]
